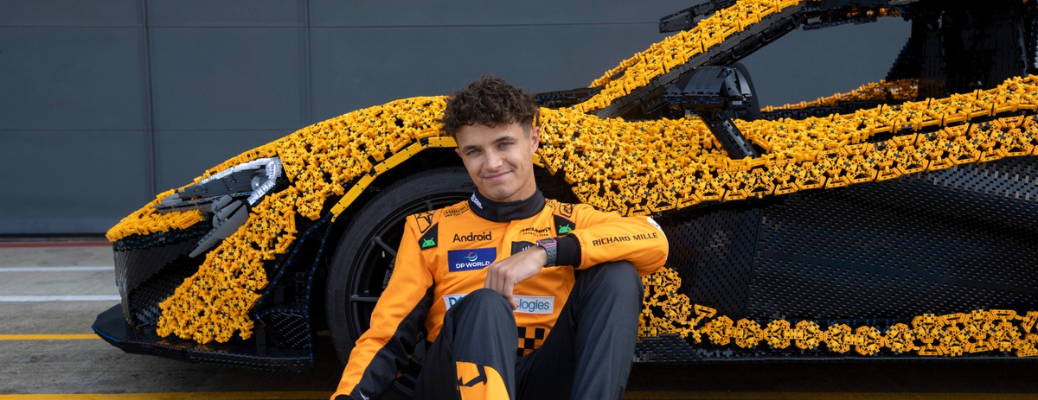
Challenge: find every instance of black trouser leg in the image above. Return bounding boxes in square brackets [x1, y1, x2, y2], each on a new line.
[516, 261, 643, 400]
[415, 288, 518, 400]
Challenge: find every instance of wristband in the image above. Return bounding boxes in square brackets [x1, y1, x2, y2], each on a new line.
[535, 237, 558, 267]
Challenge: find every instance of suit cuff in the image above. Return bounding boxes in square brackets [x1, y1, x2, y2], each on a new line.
[556, 235, 581, 267]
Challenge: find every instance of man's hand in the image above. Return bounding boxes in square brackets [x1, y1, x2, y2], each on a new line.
[484, 246, 548, 309]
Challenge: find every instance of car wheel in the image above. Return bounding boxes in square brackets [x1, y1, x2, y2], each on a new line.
[325, 167, 473, 397]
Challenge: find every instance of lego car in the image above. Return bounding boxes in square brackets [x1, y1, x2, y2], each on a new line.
[94, 0, 1038, 392]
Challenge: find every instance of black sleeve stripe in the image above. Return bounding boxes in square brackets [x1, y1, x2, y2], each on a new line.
[556, 235, 581, 267]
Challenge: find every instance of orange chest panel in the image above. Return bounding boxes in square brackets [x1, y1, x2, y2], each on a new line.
[419, 204, 575, 343]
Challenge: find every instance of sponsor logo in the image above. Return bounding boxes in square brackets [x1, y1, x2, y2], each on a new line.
[415, 210, 435, 233]
[511, 241, 534, 255]
[443, 294, 466, 309]
[559, 203, 574, 218]
[591, 231, 658, 246]
[443, 294, 554, 314]
[453, 231, 492, 242]
[470, 193, 483, 210]
[421, 238, 436, 248]
[448, 248, 496, 272]
[443, 204, 470, 217]
[519, 226, 552, 237]
[557, 224, 573, 234]
[632, 231, 659, 240]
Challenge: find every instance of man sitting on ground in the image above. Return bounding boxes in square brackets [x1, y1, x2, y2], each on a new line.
[332, 75, 669, 400]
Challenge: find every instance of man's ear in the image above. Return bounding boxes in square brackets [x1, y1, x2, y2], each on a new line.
[455, 147, 462, 157]
[530, 126, 541, 152]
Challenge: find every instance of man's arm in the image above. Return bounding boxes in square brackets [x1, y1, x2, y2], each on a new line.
[562, 204, 669, 276]
[331, 220, 435, 400]
[484, 204, 669, 307]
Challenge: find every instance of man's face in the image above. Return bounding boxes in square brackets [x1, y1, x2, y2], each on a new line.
[454, 122, 540, 203]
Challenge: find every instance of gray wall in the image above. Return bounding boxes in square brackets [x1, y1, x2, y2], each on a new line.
[0, 0, 909, 235]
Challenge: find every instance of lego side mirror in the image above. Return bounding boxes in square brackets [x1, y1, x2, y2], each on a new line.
[666, 65, 761, 159]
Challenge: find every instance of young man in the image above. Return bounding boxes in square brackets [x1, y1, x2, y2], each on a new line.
[331, 76, 669, 400]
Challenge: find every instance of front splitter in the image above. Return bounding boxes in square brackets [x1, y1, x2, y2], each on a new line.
[92, 304, 313, 372]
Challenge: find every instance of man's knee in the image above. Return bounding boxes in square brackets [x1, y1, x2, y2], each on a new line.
[581, 260, 643, 302]
[447, 288, 513, 321]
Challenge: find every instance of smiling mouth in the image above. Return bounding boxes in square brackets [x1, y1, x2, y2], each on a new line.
[483, 171, 511, 181]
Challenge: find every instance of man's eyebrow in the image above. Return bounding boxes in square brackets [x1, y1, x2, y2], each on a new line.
[492, 135, 516, 144]
[460, 135, 516, 153]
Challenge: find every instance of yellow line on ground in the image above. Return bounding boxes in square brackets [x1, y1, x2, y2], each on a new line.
[0, 392, 332, 400]
[0, 392, 1030, 400]
[0, 334, 99, 341]
[622, 392, 1038, 400]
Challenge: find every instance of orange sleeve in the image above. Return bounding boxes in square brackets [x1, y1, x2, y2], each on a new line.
[331, 217, 435, 400]
[566, 204, 669, 276]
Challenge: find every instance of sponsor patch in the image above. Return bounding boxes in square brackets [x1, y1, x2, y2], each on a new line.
[443, 293, 555, 314]
[511, 241, 534, 255]
[414, 210, 436, 234]
[443, 203, 470, 217]
[448, 248, 496, 272]
[453, 231, 492, 242]
[519, 226, 552, 238]
[514, 296, 555, 314]
[554, 215, 575, 235]
[559, 203, 574, 218]
[591, 231, 658, 246]
[470, 193, 483, 210]
[418, 224, 438, 250]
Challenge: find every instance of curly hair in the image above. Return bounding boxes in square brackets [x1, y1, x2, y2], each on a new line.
[442, 75, 539, 137]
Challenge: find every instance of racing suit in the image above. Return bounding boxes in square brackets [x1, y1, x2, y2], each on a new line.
[332, 190, 669, 400]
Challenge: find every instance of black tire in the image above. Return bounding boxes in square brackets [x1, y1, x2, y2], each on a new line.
[325, 167, 473, 396]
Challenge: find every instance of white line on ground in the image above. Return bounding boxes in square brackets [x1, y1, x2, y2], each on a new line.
[0, 296, 120, 302]
[0, 266, 114, 272]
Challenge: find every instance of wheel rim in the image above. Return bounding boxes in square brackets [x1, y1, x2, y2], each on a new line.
[346, 195, 468, 340]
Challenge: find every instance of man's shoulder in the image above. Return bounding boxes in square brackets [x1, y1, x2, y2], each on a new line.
[405, 199, 469, 230]
[545, 198, 598, 219]
[439, 200, 472, 219]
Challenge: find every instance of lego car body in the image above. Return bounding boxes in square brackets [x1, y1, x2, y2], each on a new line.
[94, 0, 1038, 381]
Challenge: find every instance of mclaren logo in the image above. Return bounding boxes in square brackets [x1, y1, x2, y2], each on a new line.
[519, 226, 552, 237]
[559, 203, 574, 218]
[454, 232, 492, 242]
[415, 210, 435, 233]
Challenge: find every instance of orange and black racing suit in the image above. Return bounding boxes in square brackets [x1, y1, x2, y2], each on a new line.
[332, 190, 668, 400]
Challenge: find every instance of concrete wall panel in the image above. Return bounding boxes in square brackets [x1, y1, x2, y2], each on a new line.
[1, 0, 139, 26]
[309, 0, 692, 26]
[310, 25, 670, 119]
[147, 0, 304, 27]
[0, 27, 146, 130]
[0, 131, 150, 234]
[149, 28, 307, 130]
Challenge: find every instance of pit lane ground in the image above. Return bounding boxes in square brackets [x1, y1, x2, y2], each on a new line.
[1, 238, 1036, 400]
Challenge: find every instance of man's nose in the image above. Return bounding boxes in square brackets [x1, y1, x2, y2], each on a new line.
[485, 150, 504, 170]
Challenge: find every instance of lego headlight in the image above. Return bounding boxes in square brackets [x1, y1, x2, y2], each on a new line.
[155, 157, 285, 257]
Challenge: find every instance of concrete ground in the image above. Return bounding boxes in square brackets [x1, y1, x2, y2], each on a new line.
[2, 238, 1037, 400]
